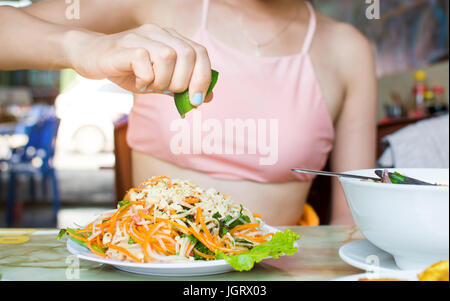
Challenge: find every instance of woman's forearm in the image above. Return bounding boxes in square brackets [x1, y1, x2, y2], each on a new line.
[329, 25, 377, 225]
[0, 4, 213, 102]
[0, 6, 95, 70]
[22, 0, 140, 34]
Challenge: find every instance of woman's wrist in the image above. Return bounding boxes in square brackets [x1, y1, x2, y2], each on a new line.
[61, 28, 104, 71]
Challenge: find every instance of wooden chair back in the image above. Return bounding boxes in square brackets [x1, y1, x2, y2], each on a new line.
[113, 117, 132, 204]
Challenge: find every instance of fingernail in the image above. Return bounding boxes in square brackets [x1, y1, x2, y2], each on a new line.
[140, 86, 147, 92]
[146, 88, 153, 92]
[193, 93, 203, 105]
[162, 90, 171, 94]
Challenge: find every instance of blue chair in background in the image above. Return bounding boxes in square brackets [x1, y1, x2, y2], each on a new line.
[6, 114, 61, 226]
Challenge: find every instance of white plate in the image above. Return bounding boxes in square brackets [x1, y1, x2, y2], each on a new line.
[67, 224, 298, 276]
[339, 240, 422, 273]
[333, 271, 419, 281]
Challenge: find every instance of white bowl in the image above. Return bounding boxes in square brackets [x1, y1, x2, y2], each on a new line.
[339, 168, 449, 271]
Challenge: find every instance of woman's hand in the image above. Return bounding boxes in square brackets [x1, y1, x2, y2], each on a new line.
[67, 24, 213, 106]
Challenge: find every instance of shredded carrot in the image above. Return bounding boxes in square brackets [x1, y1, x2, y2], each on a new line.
[188, 228, 217, 253]
[120, 216, 132, 233]
[230, 223, 260, 233]
[68, 232, 89, 243]
[234, 233, 267, 243]
[87, 240, 106, 257]
[96, 234, 104, 249]
[197, 207, 214, 242]
[160, 219, 190, 234]
[107, 244, 142, 263]
[126, 221, 145, 244]
[138, 209, 153, 221]
[184, 196, 200, 204]
[155, 234, 177, 245]
[195, 210, 200, 224]
[76, 228, 93, 233]
[108, 203, 131, 234]
[193, 249, 215, 260]
[217, 246, 244, 254]
[151, 242, 167, 255]
[100, 220, 112, 234]
[261, 232, 274, 240]
[143, 176, 172, 188]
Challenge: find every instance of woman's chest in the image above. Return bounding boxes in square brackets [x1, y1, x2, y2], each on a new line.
[142, 1, 346, 124]
[131, 56, 335, 183]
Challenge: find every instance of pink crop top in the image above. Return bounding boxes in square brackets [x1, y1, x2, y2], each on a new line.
[127, 0, 334, 183]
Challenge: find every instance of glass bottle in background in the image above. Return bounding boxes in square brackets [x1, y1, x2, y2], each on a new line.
[429, 86, 449, 115]
[409, 70, 427, 118]
[424, 90, 436, 114]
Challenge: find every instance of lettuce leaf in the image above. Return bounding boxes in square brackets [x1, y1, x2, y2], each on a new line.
[215, 229, 300, 271]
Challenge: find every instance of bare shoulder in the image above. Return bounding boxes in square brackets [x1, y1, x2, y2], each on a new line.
[134, 0, 203, 36]
[313, 11, 375, 78]
[309, 9, 377, 118]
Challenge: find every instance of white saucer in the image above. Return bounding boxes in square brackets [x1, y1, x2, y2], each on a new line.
[339, 240, 422, 273]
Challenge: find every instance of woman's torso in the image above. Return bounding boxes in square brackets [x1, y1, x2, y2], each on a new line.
[128, 0, 346, 225]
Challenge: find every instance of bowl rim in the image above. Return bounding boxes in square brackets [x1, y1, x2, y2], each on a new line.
[339, 168, 449, 191]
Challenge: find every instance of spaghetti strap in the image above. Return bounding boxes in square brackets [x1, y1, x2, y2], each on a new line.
[301, 1, 316, 55]
[200, 0, 210, 29]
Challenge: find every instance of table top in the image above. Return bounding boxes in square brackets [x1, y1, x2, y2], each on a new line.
[0, 226, 364, 281]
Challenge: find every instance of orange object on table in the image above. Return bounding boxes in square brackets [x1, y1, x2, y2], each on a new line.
[299, 203, 320, 226]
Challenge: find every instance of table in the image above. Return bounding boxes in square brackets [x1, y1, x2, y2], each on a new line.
[0, 226, 364, 281]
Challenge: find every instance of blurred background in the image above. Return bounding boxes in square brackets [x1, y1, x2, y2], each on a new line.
[0, 0, 448, 228]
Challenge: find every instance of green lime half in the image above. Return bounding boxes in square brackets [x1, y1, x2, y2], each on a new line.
[174, 69, 219, 118]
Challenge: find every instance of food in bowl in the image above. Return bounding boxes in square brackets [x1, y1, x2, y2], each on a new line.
[57, 176, 299, 271]
[339, 168, 449, 271]
[370, 169, 447, 186]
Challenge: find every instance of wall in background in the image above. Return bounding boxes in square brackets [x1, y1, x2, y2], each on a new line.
[314, 0, 449, 77]
[314, 0, 449, 119]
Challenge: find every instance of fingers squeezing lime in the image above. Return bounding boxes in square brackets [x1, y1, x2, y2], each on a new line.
[174, 69, 219, 118]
